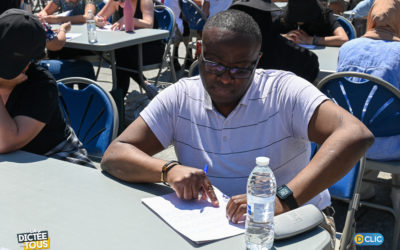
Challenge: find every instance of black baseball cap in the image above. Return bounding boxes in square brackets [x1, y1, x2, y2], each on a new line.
[0, 9, 46, 80]
[230, 0, 280, 12]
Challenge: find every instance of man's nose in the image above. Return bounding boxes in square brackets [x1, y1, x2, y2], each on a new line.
[218, 70, 234, 84]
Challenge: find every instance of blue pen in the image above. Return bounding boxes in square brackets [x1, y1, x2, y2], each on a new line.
[198, 164, 209, 200]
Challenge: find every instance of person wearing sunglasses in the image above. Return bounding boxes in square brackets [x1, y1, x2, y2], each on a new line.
[101, 10, 373, 246]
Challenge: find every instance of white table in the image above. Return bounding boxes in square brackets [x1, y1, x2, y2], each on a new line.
[312, 46, 340, 80]
[64, 25, 169, 89]
[0, 151, 331, 250]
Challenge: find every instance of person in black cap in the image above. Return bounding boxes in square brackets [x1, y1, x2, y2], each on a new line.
[230, 0, 320, 82]
[0, 9, 94, 168]
[276, 0, 348, 47]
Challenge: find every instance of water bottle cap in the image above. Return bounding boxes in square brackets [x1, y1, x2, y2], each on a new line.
[256, 156, 270, 166]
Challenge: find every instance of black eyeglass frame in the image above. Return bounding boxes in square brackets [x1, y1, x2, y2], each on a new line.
[200, 49, 262, 79]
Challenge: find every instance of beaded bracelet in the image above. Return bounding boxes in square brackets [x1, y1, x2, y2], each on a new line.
[161, 160, 181, 186]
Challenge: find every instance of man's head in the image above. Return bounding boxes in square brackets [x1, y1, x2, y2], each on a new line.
[0, 9, 45, 80]
[199, 9, 262, 115]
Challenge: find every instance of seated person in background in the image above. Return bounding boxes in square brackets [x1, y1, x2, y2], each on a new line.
[95, 0, 164, 97]
[275, 0, 349, 47]
[101, 9, 374, 248]
[230, 0, 320, 82]
[337, 0, 400, 204]
[0, 9, 94, 168]
[0, 0, 96, 81]
[38, 19, 96, 80]
[37, 0, 96, 24]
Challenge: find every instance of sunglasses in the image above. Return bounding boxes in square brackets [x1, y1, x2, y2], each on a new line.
[201, 50, 261, 79]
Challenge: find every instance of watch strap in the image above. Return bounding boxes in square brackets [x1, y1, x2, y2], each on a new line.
[277, 185, 299, 210]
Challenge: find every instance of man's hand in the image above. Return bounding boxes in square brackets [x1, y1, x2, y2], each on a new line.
[226, 194, 247, 223]
[166, 165, 219, 207]
[226, 194, 291, 224]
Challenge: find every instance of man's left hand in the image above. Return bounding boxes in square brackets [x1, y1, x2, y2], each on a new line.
[226, 194, 291, 223]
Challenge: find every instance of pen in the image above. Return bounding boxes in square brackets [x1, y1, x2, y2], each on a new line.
[198, 164, 209, 200]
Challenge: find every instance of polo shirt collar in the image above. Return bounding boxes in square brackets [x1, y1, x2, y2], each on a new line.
[202, 77, 256, 110]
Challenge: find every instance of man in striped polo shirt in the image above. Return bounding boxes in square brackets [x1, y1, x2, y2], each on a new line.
[101, 9, 373, 225]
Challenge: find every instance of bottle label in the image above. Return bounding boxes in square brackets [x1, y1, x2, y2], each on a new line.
[247, 195, 275, 223]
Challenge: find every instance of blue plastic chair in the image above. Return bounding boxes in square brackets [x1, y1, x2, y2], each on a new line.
[188, 59, 199, 77]
[334, 14, 357, 40]
[317, 71, 400, 250]
[57, 77, 119, 162]
[178, 0, 207, 70]
[148, 5, 177, 85]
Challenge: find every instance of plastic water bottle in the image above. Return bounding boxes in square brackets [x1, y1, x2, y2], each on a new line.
[123, 0, 135, 32]
[246, 156, 277, 250]
[86, 9, 97, 43]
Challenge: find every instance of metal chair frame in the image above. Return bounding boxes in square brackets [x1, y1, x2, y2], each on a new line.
[178, 0, 207, 70]
[143, 5, 177, 86]
[317, 71, 400, 250]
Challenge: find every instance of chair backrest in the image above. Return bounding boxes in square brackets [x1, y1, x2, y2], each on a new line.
[179, 0, 207, 31]
[334, 14, 357, 40]
[154, 5, 176, 43]
[318, 71, 400, 137]
[317, 71, 400, 197]
[56, 77, 119, 160]
[188, 59, 199, 77]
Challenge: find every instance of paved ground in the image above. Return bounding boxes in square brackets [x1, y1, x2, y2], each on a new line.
[92, 44, 398, 250]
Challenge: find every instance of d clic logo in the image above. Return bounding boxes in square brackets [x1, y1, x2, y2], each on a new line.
[17, 231, 50, 250]
[354, 233, 384, 246]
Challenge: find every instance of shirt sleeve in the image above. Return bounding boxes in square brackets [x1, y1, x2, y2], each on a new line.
[14, 66, 59, 124]
[275, 73, 329, 140]
[140, 83, 180, 148]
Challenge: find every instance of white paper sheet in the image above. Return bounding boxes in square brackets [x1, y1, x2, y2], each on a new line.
[56, 10, 72, 17]
[142, 187, 245, 244]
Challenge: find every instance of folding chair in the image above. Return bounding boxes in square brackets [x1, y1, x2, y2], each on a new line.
[56, 77, 119, 162]
[178, 0, 207, 69]
[188, 59, 199, 77]
[143, 5, 177, 86]
[334, 14, 357, 40]
[317, 71, 400, 250]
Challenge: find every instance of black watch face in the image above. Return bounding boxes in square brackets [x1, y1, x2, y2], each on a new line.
[278, 186, 292, 199]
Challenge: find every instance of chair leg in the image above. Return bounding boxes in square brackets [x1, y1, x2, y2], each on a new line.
[95, 55, 104, 81]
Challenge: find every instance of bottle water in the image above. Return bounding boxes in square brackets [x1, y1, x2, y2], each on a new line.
[123, 0, 134, 32]
[246, 156, 277, 250]
[86, 10, 97, 43]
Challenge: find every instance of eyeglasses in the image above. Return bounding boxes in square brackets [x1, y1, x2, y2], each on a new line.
[201, 50, 261, 79]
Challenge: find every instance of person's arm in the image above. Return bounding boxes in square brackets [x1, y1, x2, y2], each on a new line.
[202, 0, 210, 17]
[46, 22, 71, 51]
[43, 2, 96, 24]
[135, 0, 154, 28]
[313, 26, 349, 47]
[95, 0, 118, 27]
[101, 116, 219, 206]
[351, 0, 374, 18]
[283, 26, 348, 47]
[0, 77, 46, 153]
[37, 1, 59, 17]
[226, 100, 374, 223]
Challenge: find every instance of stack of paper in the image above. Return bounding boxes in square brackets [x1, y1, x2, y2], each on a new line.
[142, 187, 245, 244]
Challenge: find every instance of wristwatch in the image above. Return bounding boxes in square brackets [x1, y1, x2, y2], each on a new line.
[277, 185, 299, 210]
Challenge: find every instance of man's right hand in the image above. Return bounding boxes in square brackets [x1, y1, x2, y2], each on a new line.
[166, 165, 219, 207]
